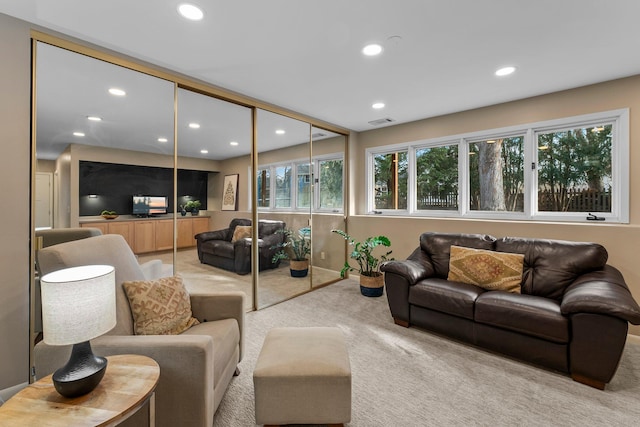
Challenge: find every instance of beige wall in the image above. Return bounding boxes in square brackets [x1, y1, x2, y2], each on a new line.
[351, 75, 640, 335]
[0, 13, 31, 389]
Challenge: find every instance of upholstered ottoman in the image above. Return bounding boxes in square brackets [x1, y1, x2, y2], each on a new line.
[253, 327, 351, 426]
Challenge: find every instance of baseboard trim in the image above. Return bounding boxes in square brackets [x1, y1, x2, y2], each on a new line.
[0, 382, 27, 405]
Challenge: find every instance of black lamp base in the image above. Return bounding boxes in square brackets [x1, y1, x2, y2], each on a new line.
[52, 341, 108, 398]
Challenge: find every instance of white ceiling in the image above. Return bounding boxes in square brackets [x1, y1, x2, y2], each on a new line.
[4, 0, 640, 148]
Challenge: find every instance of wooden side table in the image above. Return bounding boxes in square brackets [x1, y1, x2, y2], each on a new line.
[0, 354, 159, 427]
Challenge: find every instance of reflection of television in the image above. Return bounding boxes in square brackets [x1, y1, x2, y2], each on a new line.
[132, 196, 168, 216]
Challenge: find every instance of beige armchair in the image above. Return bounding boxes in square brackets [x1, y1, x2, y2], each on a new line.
[34, 234, 244, 427]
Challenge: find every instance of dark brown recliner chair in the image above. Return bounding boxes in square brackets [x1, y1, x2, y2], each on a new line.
[195, 218, 285, 275]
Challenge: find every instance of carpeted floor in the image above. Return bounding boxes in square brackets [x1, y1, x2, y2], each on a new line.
[213, 279, 640, 427]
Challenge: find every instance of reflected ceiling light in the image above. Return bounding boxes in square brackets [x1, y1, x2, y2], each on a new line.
[362, 44, 383, 56]
[178, 3, 204, 21]
[372, 102, 385, 109]
[157, 137, 168, 143]
[592, 125, 605, 133]
[538, 145, 549, 150]
[73, 132, 85, 137]
[200, 149, 209, 154]
[230, 141, 239, 146]
[469, 152, 476, 155]
[188, 122, 200, 129]
[108, 88, 126, 96]
[486, 140, 496, 144]
[87, 116, 102, 122]
[495, 66, 516, 76]
[275, 129, 285, 135]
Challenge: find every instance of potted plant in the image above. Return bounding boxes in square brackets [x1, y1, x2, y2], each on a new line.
[100, 210, 119, 220]
[331, 229, 393, 297]
[272, 227, 311, 277]
[185, 200, 201, 216]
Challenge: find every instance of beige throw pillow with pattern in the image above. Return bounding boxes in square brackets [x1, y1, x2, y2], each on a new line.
[123, 276, 199, 335]
[447, 245, 524, 293]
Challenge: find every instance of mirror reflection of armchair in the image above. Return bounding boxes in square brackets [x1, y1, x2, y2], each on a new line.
[195, 218, 286, 275]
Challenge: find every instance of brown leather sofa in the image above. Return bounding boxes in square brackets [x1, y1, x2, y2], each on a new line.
[195, 218, 285, 275]
[381, 232, 640, 389]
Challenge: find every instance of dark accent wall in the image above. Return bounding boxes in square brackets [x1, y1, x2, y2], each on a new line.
[79, 161, 209, 216]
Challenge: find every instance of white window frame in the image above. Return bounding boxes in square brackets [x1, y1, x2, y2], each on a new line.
[366, 109, 629, 223]
[252, 152, 345, 213]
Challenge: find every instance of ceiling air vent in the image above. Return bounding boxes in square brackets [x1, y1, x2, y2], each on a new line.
[311, 132, 327, 138]
[368, 117, 395, 126]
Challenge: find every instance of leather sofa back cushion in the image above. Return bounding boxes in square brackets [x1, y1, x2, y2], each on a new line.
[258, 219, 285, 237]
[496, 237, 608, 300]
[421, 232, 496, 278]
[447, 245, 524, 293]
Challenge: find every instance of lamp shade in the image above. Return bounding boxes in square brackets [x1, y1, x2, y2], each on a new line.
[41, 265, 116, 346]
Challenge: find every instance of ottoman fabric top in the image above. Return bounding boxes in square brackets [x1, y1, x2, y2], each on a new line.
[254, 327, 351, 378]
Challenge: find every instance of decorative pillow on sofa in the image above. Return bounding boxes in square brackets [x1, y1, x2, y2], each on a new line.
[122, 276, 199, 335]
[447, 245, 524, 293]
[231, 225, 252, 242]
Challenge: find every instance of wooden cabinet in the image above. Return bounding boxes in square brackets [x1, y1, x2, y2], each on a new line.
[81, 216, 209, 254]
[134, 221, 156, 254]
[155, 220, 174, 251]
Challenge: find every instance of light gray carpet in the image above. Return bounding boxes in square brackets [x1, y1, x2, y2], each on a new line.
[213, 279, 640, 427]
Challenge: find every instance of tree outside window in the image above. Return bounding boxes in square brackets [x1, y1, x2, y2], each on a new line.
[275, 165, 291, 208]
[416, 145, 458, 210]
[374, 151, 408, 210]
[296, 163, 311, 209]
[257, 168, 270, 208]
[319, 159, 343, 209]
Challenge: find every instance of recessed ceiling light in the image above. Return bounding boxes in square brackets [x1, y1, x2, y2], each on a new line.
[362, 44, 383, 56]
[189, 123, 200, 129]
[178, 3, 204, 21]
[87, 116, 102, 121]
[73, 132, 85, 137]
[200, 149, 209, 154]
[108, 88, 126, 96]
[495, 66, 516, 77]
[230, 141, 239, 146]
[372, 102, 385, 109]
[275, 129, 285, 135]
[157, 137, 168, 143]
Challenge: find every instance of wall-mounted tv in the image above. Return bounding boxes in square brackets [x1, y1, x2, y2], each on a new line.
[132, 196, 168, 216]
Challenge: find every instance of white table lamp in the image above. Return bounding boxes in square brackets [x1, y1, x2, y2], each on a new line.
[40, 264, 116, 398]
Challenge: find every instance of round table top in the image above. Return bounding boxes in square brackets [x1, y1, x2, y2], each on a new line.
[0, 354, 160, 427]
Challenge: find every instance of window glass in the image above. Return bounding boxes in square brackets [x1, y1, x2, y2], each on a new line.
[296, 163, 311, 208]
[537, 125, 612, 213]
[257, 168, 270, 208]
[468, 137, 524, 211]
[374, 151, 408, 210]
[275, 165, 292, 208]
[319, 159, 343, 209]
[416, 144, 458, 210]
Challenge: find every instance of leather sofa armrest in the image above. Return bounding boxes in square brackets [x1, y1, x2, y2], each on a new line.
[190, 291, 246, 360]
[561, 265, 640, 324]
[195, 229, 228, 243]
[381, 259, 434, 285]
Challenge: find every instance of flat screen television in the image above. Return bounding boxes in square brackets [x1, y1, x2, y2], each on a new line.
[132, 195, 168, 216]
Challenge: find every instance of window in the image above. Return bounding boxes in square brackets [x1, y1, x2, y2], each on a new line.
[257, 168, 270, 208]
[274, 166, 291, 208]
[374, 150, 407, 210]
[367, 109, 628, 223]
[416, 144, 458, 211]
[468, 136, 524, 212]
[318, 158, 343, 210]
[255, 154, 344, 212]
[536, 124, 612, 213]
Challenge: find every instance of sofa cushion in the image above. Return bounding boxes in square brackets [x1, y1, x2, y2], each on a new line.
[123, 276, 200, 335]
[420, 232, 496, 278]
[182, 318, 239, 388]
[409, 278, 485, 320]
[231, 225, 252, 242]
[475, 292, 569, 343]
[496, 237, 608, 301]
[201, 240, 234, 258]
[447, 245, 524, 293]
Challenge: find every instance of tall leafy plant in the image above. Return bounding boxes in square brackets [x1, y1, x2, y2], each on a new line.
[272, 227, 311, 262]
[331, 229, 393, 278]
